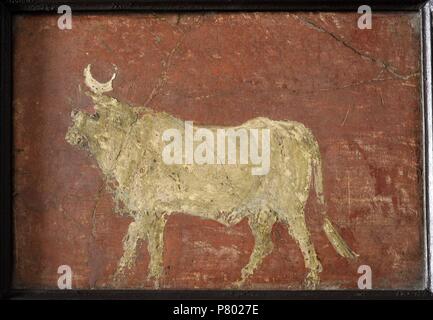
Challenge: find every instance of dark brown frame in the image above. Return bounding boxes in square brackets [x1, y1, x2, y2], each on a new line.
[1, 0, 432, 300]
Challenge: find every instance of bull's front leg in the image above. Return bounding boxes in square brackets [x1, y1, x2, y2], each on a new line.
[113, 215, 147, 283]
[146, 214, 168, 287]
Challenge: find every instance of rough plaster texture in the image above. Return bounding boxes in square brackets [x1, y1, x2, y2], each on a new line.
[13, 12, 424, 289]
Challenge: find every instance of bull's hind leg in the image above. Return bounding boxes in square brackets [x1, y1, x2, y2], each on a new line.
[234, 211, 276, 287]
[283, 211, 322, 289]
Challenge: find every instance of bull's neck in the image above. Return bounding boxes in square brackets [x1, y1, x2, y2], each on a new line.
[106, 112, 158, 188]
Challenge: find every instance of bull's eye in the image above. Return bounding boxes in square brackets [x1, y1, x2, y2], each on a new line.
[91, 112, 100, 121]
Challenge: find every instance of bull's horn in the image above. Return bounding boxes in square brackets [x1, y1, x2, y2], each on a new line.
[83, 64, 116, 95]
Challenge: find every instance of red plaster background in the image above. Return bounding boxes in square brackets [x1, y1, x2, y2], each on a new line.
[13, 12, 424, 289]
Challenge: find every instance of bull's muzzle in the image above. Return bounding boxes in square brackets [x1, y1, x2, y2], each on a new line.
[65, 110, 88, 148]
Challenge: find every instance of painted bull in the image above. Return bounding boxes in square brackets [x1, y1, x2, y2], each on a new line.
[66, 65, 357, 289]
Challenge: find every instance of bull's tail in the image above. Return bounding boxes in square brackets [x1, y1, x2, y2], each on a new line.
[312, 148, 358, 260]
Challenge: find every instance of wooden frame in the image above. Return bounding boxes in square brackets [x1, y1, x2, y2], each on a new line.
[1, 0, 432, 300]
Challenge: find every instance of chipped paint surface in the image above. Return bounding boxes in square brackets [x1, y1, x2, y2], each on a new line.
[66, 65, 357, 288]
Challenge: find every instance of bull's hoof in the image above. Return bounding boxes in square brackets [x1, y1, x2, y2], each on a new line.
[304, 271, 320, 290]
[231, 279, 246, 289]
[147, 269, 163, 289]
[112, 268, 127, 288]
[148, 277, 161, 289]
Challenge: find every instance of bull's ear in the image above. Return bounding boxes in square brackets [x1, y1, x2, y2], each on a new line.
[71, 109, 79, 118]
[70, 109, 85, 122]
[93, 102, 109, 114]
[83, 64, 117, 95]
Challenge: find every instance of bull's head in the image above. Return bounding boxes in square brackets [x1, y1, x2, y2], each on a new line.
[66, 64, 137, 175]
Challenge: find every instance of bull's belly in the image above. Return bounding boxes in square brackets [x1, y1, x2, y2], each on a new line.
[159, 195, 269, 227]
[148, 173, 266, 222]
[120, 165, 269, 225]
